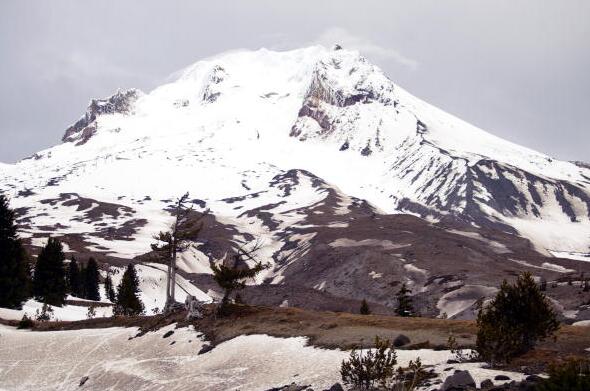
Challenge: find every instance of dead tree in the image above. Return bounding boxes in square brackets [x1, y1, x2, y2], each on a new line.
[151, 192, 208, 312]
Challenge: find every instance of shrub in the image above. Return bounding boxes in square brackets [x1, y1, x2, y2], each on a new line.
[340, 336, 430, 390]
[534, 359, 590, 391]
[476, 272, 559, 365]
[86, 304, 96, 319]
[360, 299, 370, 315]
[341, 336, 397, 390]
[35, 303, 54, 322]
[393, 357, 433, 391]
[447, 335, 478, 363]
[17, 313, 34, 329]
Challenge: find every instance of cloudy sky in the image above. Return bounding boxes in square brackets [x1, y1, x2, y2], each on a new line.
[1, 1, 588, 162]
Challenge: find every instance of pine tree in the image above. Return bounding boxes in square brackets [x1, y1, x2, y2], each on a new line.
[79, 263, 87, 298]
[67, 257, 82, 298]
[33, 237, 66, 306]
[395, 283, 414, 317]
[360, 299, 370, 315]
[0, 195, 31, 309]
[114, 264, 144, 316]
[83, 258, 100, 301]
[210, 241, 269, 311]
[476, 272, 559, 364]
[104, 272, 116, 302]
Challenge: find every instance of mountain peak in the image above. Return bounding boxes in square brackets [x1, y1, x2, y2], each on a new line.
[62, 88, 143, 145]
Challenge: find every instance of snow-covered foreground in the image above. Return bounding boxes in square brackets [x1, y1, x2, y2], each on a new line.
[0, 324, 525, 391]
[0, 299, 112, 322]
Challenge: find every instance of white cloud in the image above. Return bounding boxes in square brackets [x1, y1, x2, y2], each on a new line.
[311, 27, 418, 69]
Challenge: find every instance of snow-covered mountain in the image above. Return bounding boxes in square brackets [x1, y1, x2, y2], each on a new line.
[1, 46, 589, 318]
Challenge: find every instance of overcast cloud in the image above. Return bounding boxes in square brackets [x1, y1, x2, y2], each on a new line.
[0, 0, 588, 162]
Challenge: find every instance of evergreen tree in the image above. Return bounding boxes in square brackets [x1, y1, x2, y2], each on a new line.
[67, 257, 82, 297]
[114, 264, 144, 316]
[476, 272, 559, 364]
[83, 258, 100, 301]
[395, 283, 414, 317]
[210, 242, 269, 311]
[104, 272, 116, 302]
[360, 298, 370, 315]
[33, 237, 66, 306]
[79, 263, 87, 298]
[0, 195, 31, 309]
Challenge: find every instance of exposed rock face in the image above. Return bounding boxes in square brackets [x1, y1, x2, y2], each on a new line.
[202, 65, 227, 103]
[62, 88, 142, 144]
[286, 49, 590, 254]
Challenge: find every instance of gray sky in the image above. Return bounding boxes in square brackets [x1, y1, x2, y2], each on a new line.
[1, 1, 588, 163]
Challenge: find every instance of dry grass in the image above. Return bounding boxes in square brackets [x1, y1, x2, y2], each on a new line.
[3, 303, 589, 373]
[187, 304, 476, 350]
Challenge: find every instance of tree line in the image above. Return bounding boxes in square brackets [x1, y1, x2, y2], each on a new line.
[0, 195, 143, 315]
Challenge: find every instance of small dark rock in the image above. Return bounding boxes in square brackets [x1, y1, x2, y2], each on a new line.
[393, 334, 411, 347]
[494, 375, 511, 381]
[265, 383, 311, 391]
[324, 384, 344, 391]
[441, 370, 476, 391]
[162, 330, 174, 338]
[198, 344, 214, 355]
[525, 375, 542, 383]
[79, 376, 89, 387]
[480, 379, 494, 389]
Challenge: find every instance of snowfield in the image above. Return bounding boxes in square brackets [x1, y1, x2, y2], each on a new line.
[0, 324, 525, 391]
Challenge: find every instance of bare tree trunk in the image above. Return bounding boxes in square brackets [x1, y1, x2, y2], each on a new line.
[168, 200, 182, 307]
[170, 244, 177, 303]
[165, 257, 172, 306]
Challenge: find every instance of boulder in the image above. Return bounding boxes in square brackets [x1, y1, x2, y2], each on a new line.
[494, 375, 510, 381]
[440, 370, 476, 391]
[393, 334, 411, 347]
[198, 344, 214, 355]
[79, 376, 89, 387]
[480, 379, 494, 389]
[323, 384, 344, 391]
[265, 383, 311, 391]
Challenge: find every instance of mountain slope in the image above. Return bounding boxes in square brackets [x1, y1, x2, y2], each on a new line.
[1, 45, 589, 319]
